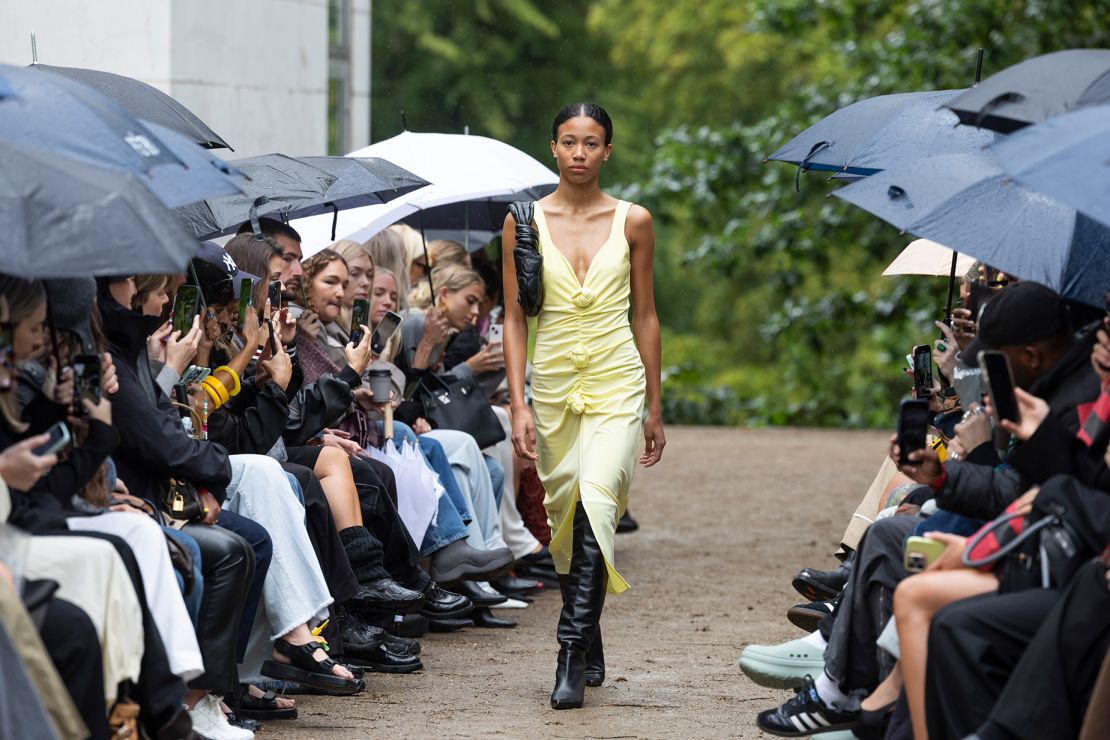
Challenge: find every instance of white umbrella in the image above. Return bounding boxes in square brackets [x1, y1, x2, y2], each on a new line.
[294, 131, 558, 256]
[882, 238, 976, 277]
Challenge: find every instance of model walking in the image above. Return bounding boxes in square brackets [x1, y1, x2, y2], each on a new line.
[502, 103, 665, 710]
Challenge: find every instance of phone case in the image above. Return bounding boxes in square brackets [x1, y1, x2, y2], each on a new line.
[903, 536, 946, 571]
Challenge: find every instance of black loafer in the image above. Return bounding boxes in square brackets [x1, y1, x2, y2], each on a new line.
[381, 632, 420, 656]
[339, 613, 386, 653]
[512, 560, 560, 587]
[470, 606, 517, 628]
[417, 583, 474, 620]
[347, 578, 426, 614]
[792, 560, 853, 602]
[427, 617, 471, 633]
[493, 574, 543, 595]
[440, 579, 507, 607]
[787, 596, 839, 632]
[345, 643, 423, 674]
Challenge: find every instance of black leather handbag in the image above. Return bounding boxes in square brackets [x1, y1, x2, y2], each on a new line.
[414, 373, 506, 449]
[509, 201, 543, 316]
[162, 477, 206, 523]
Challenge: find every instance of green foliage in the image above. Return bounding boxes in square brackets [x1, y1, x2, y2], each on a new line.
[371, 0, 610, 170]
[372, 1, 1110, 427]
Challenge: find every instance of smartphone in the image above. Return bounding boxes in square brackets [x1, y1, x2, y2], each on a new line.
[903, 536, 946, 573]
[371, 310, 402, 355]
[978, 350, 1019, 424]
[180, 364, 211, 386]
[72, 354, 102, 405]
[172, 285, 200, 335]
[33, 421, 71, 456]
[487, 324, 504, 345]
[912, 344, 933, 398]
[897, 398, 932, 466]
[350, 298, 370, 346]
[237, 278, 253, 331]
[267, 280, 282, 313]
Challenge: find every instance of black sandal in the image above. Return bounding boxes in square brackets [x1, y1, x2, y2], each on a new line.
[233, 685, 298, 721]
[261, 639, 364, 696]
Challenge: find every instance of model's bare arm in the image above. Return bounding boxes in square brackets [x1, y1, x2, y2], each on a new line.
[628, 205, 665, 466]
[502, 212, 538, 460]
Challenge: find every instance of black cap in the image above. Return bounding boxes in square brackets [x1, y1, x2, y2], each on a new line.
[978, 282, 1068, 349]
[45, 278, 97, 353]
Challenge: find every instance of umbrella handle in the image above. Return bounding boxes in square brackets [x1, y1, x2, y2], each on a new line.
[943, 251, 959, 326]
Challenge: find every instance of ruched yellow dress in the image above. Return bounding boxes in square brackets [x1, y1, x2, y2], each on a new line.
[531, 200, 645, 595]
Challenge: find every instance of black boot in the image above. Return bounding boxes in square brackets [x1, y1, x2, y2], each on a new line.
[585, 626, 604, 687]
[551, 504, 608, 710]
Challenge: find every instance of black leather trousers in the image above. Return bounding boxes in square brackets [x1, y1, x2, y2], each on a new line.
[183, 517, 258, 696]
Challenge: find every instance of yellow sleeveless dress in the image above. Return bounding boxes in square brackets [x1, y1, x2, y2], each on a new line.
[531, 200, 645, 595]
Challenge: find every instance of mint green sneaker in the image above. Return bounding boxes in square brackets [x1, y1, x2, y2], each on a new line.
[738, 637, 825, 689]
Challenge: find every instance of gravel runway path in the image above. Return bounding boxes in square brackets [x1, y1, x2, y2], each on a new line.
[265, 425, 889, 739]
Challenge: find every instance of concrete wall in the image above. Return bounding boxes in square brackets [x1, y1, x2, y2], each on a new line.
[0, 0, 367, 158]
[167, 0, 328, 157]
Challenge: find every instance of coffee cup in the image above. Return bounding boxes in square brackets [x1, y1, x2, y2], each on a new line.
[366, 368, 392, 401]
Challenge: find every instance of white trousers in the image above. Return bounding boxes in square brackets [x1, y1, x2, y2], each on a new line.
[67, 512, 203, 681]
[26, 534, 146, 704]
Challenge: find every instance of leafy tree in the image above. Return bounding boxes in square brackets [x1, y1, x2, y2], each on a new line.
[373, 0, 1110, 426]
[371, 0, 611, 170]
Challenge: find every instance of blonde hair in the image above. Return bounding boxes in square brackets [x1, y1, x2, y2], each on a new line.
[329, 240, 374, 330]
[393, 223, 426, 270]
[368, 228, 410, 310]
[427, 239, 470, 269]
[411, 263, 484, 310]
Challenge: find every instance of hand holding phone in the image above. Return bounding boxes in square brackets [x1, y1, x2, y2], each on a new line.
[978, 350, 1018, 425]
[912, 344, 934, 398]
[72, 354, 102, 405]
[370, 310, 403, 356]
[903, 536, 946, 572]
[237, 277, 254, 331]
[350, 298, 370, 346]
[897, 398, 932, 466]
[172, 285, 200, 335]
[32, 421, 71, 456]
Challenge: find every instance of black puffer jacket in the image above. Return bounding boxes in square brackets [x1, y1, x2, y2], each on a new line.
[99, 297, 232, 503]
[937, 332, 1101, 520]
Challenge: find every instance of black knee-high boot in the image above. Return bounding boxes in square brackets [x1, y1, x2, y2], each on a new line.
[585, 626, 605, 687]
[551, 503, 608, 709]
[559, 566, 605, 688]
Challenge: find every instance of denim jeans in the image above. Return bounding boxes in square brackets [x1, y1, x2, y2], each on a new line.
[424, 429, 508, 552]
[224, 455, 332, 638]
[163, 526, 204, 625]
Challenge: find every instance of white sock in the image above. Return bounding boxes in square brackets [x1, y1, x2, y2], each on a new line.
[814, 671, 849, 708]
[801, 631, 828, 650]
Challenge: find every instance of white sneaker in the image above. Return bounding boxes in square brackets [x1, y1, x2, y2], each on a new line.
[188, 694, 254, 740]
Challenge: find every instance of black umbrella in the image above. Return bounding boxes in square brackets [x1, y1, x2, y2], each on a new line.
[174, 154, 338, 239]
[944, 48, 1110, 133]
[29, 63, 232, 150]
[289, 156, 429, 238]
[399, 185, 557, 248]
[0, 139, 198, 278]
